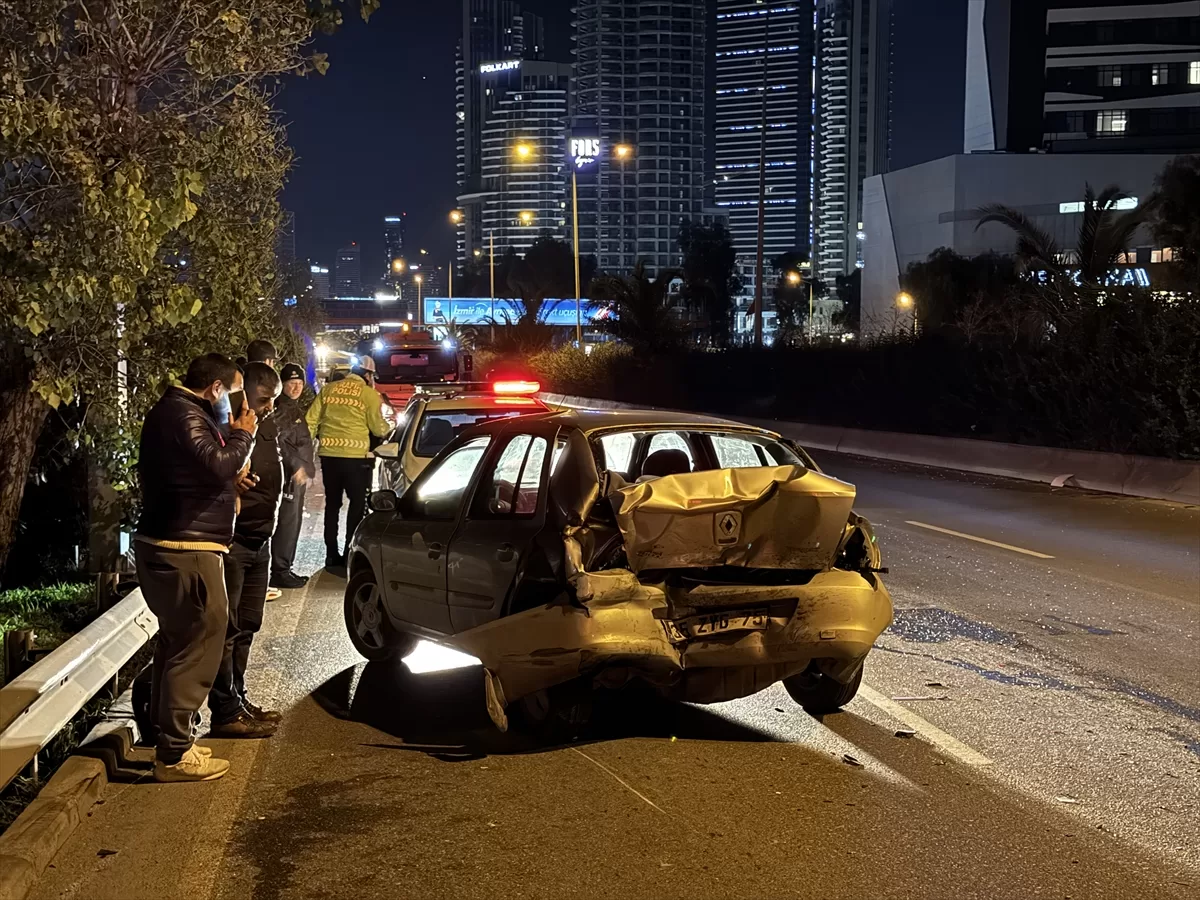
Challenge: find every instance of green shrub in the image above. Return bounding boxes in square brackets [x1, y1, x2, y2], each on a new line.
[0, 582, 95, 647]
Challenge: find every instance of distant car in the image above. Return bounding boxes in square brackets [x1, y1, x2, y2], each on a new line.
[371, 380, 548, 496]
[345, 407, 892, 732]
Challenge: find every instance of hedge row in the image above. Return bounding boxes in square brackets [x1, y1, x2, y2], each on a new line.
[525, 299, 1200, 460]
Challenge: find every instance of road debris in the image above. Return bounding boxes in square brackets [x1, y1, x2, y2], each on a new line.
[1056, 795, 1082, 804]
[892, 695, 950, 702]
[894, 729, 917, 738]
[925, 681, 945, 688]
[97, 849, 119, 858]
[842, 753, 864, 768]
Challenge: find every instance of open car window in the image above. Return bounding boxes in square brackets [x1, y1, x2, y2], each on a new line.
[413, 408, 526, 458]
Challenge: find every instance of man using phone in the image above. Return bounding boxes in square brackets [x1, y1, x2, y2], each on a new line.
[207, 363, 286, 738]
[135, 353, 257, 782]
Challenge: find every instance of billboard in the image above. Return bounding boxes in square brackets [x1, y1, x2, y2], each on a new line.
[568, 136, 601, 176]
[423, 298, 612, 328]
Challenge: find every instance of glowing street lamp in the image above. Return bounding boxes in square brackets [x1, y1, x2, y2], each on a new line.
[515, 142, 533, 160]
[614, 143, 634, 160]
[391, 258, 406, 274]
[449, 210, 463, 224]
[896, 291, 917, 334]
[518, 210, 534, 226]
[786, 271, 802, 286]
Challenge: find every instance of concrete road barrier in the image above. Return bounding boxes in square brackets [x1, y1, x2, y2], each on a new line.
[541, 393, 1200, 505]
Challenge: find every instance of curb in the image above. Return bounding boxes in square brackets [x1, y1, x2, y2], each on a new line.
[0, 708, 142, 900]
[540, 393, 1200, 506]
[0, 756, 107, 900]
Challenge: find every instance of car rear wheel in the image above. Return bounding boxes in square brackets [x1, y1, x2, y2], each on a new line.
[784, 662, 863, 715]
[512, 682, 594, 740]
[344, 570, 417, 661]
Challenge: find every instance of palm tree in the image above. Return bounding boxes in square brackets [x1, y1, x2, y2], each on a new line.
[591, 261, 684, 353]
[976, 183, 1156, 290]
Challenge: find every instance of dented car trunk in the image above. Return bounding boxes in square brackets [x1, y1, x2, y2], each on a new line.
[611, 465, 857, 573]
[450, 435, 893, 727]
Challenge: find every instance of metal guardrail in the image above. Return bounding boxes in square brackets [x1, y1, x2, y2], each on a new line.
[0, 589, 157, 791]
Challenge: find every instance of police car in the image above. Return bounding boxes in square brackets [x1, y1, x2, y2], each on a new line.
[372, 380, 548, 495]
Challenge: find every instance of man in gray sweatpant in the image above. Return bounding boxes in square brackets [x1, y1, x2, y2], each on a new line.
[134, 353, 257, 782]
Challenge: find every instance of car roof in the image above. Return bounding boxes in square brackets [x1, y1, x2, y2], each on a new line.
[417, 394, 548, 413]
[464, 405, 780, 437]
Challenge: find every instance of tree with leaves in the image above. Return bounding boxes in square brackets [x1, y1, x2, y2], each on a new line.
[1149, 154, 1200, 292]
[592, 261, 684, 354]
[975, 184, 1156, 305]
[678, 220, 741, 345]
[0, 0, 372, 574]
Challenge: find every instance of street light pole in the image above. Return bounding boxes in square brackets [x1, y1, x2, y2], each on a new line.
[489, 232, 496, 342]
[572, 167, 582, 347]
[753, 5, 771, 349]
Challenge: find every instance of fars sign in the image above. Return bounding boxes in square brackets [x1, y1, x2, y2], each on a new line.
[569, 137, 601, 171]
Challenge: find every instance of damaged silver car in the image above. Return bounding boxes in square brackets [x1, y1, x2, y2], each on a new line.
[344, 409, 892, 731]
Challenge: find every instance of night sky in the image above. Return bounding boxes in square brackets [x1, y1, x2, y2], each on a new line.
[279, 0, 965, 283]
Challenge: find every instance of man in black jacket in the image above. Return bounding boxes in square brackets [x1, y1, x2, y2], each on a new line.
[136, 353, 257, 783]
[207, 363, 286, 738]
[270, 363, 316, 589]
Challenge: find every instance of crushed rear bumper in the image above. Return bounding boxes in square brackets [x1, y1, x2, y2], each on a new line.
[450, 568, 892, 727]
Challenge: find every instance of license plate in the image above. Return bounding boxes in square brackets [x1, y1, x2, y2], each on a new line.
[682, 610, 769, 638]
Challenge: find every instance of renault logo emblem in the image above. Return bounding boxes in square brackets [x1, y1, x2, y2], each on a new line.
[715, 511, 742, 545]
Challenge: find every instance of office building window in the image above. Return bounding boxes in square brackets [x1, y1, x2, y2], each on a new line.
[1152, 64, 1171, 85]
[1150, 248, 1175, 264]
[1098, 66, 1122, 87]
[1065, 111, 1087, 133]
[1096, 110, 1127, 134]
[1115, 251, 1136, 265]
[1190, 61, 1200, 85]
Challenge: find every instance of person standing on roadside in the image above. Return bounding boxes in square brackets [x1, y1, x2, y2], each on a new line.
[306, 354, 390, 570]
[245, 338, 278, 369]
[270, 363, 315, 589]
[135, 353, 256, 783]
[207, 363, 285, 738]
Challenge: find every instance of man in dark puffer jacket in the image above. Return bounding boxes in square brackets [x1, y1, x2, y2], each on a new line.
[136, 353, 257, 782]
[207, 363, 286, 738]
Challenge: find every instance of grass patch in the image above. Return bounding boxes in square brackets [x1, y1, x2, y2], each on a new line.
[0, 581, 95, 654]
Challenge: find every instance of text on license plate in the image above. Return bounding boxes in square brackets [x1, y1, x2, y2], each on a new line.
[684, 611, 769, 638]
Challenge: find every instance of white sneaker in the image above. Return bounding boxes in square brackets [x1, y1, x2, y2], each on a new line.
[154, 746, 230, 783]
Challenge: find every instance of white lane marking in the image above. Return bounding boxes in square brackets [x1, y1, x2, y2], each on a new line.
[858, 684, 993, 767]
[571, 747, 673, 817]
[904, 520, 1055, 559]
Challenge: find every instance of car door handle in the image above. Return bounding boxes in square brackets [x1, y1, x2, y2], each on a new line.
[496, 543, 515, 563]
[428, 541, 444, 560]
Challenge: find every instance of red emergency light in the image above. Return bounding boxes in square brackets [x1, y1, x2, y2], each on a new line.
[492, 379, 541, 396]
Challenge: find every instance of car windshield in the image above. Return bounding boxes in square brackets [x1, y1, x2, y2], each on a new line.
[594, 428, 802, 479]
[372, 346, 458, 385]
[413, 408, 527, 457]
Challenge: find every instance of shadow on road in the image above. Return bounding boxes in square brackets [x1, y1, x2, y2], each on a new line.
[310, 658, 778, 758]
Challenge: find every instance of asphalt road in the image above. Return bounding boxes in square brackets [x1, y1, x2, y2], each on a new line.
[31, 453, 1200, 900]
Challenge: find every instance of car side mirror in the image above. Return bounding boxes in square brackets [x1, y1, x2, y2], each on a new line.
[368, 489, 398, 513]
[374, 442, 400, 460]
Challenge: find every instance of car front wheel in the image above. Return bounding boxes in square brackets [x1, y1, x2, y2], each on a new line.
[344, 569, 417, 661]
[784, 661, 863, 715]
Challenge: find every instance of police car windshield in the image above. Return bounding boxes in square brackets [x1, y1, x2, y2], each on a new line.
[413, 409, 526, 457]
